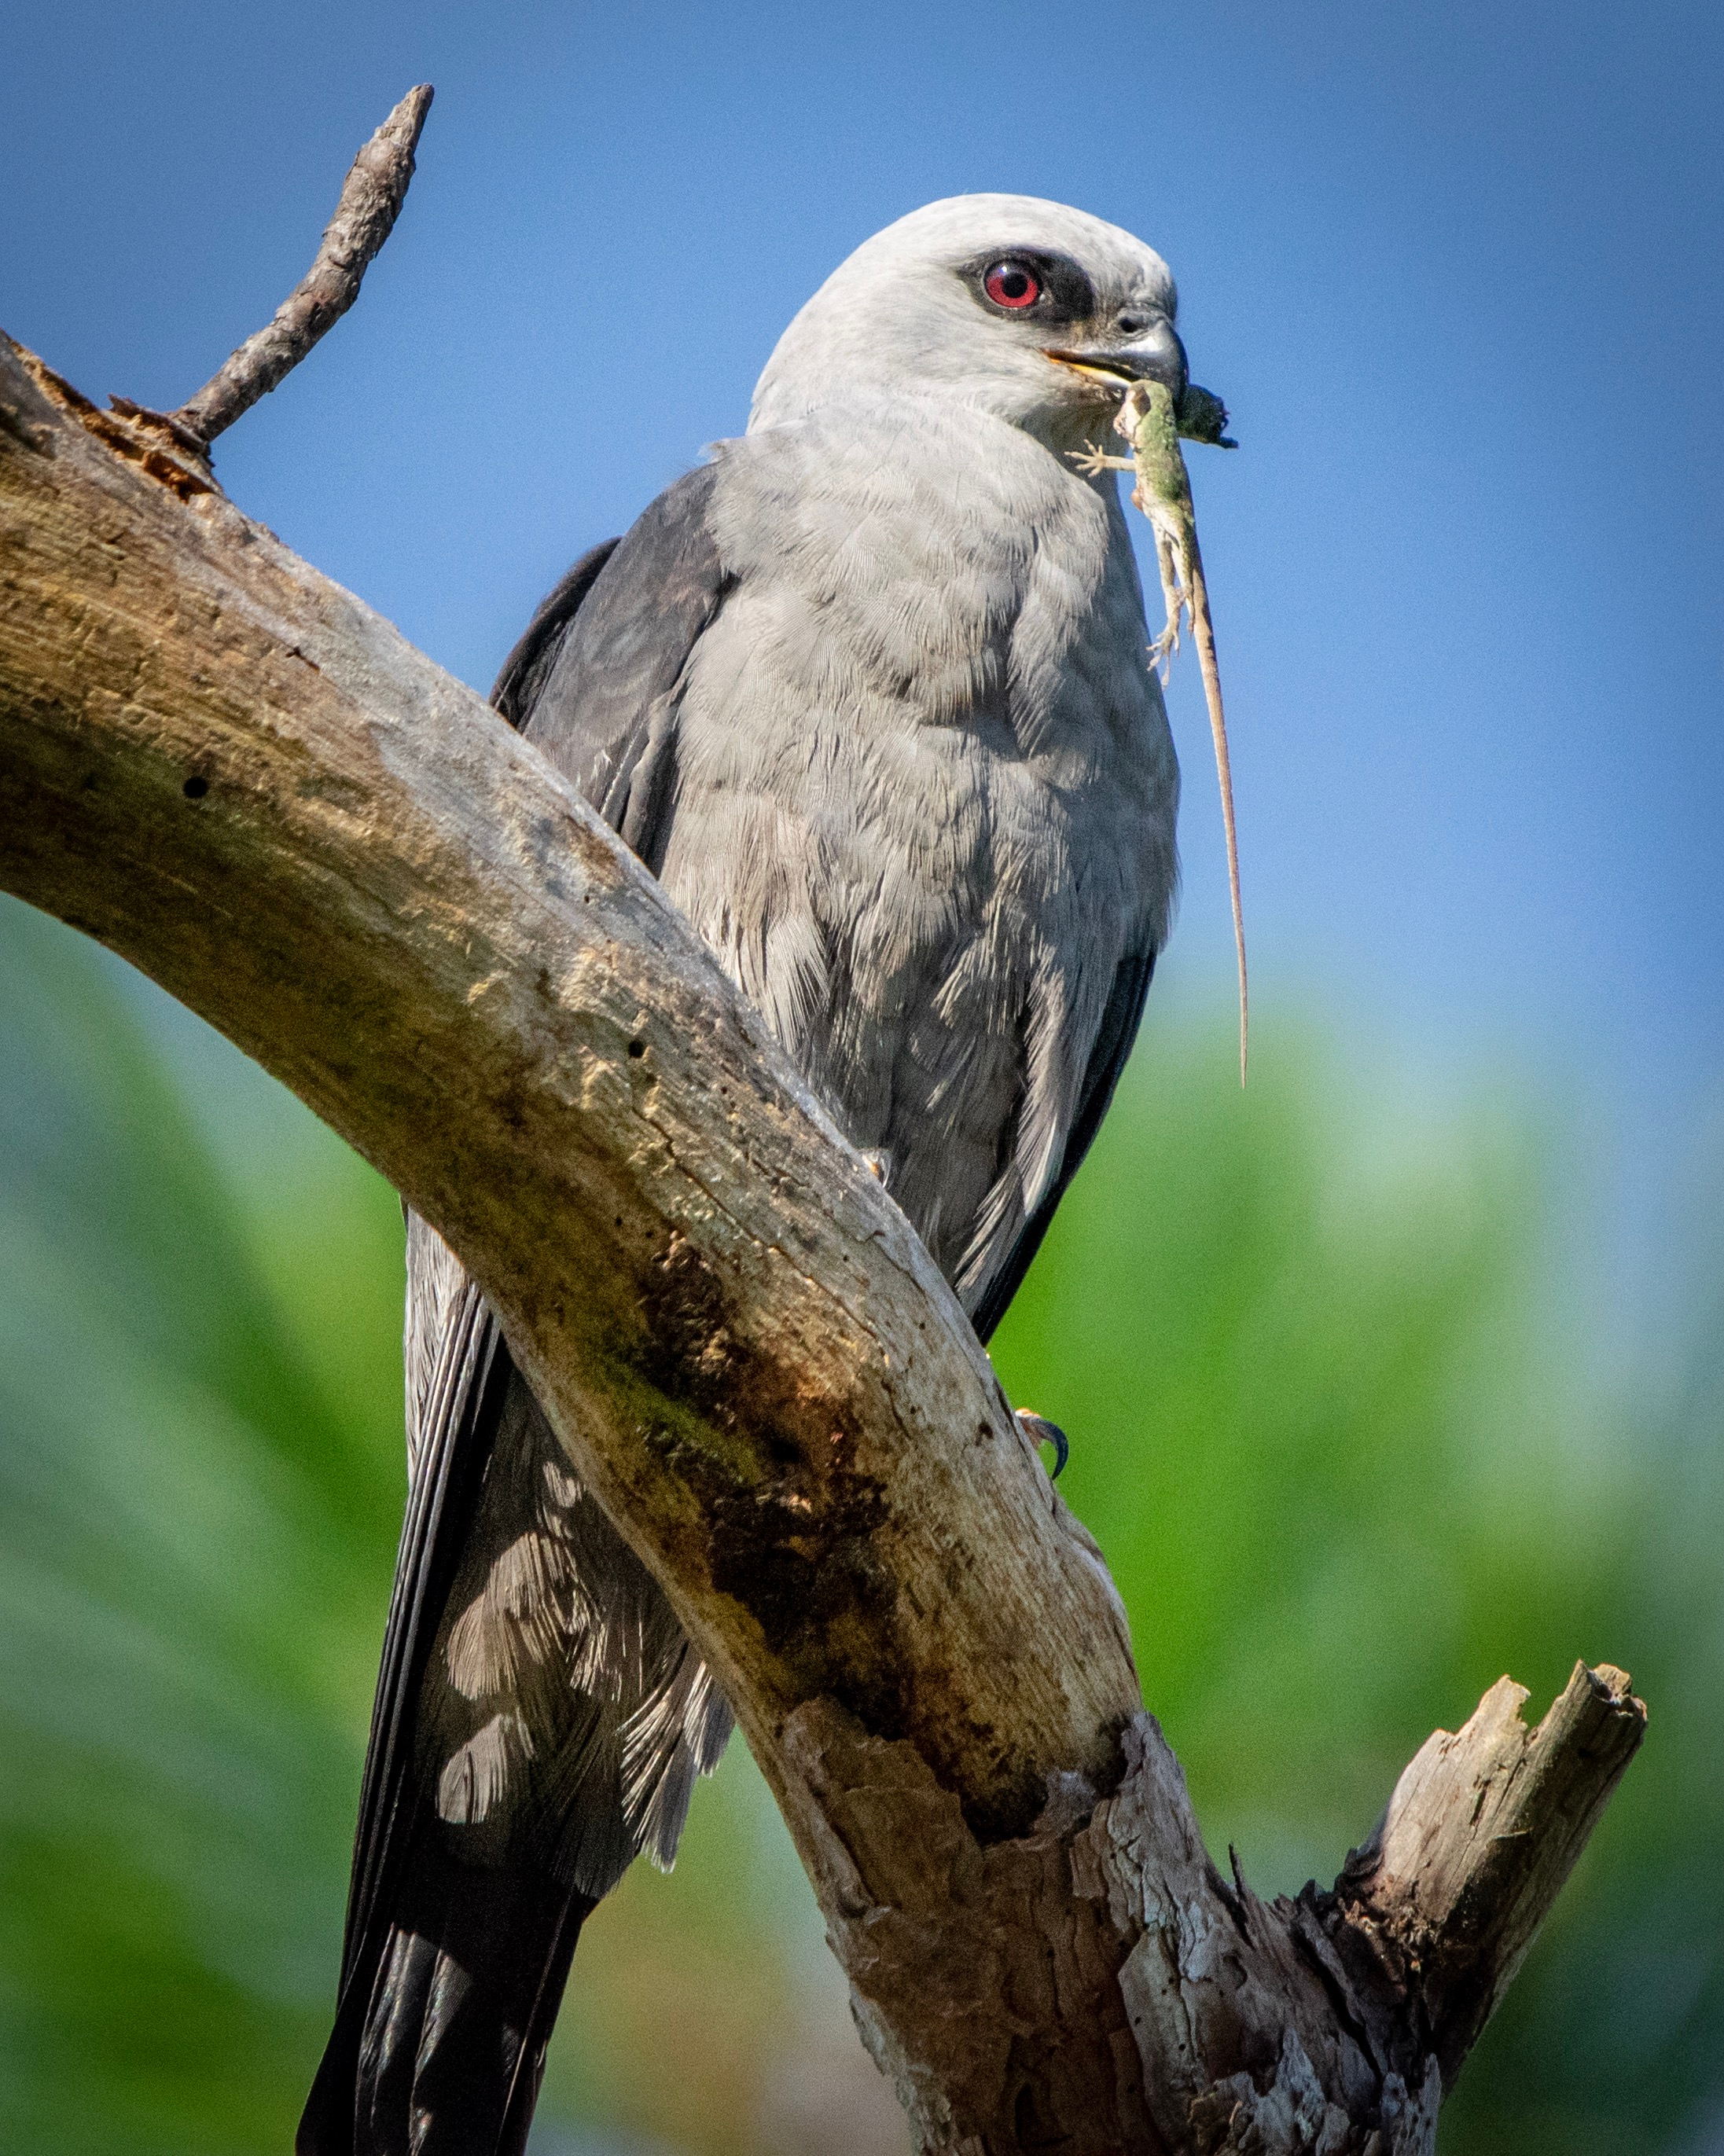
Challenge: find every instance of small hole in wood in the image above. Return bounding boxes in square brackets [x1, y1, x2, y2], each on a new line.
[627, 1038, 646, 1059]
[182, 775, 209, 799]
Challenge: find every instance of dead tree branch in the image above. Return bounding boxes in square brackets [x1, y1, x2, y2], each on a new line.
[106, 84, 432, 470]
[0, 296, 1644, 2154]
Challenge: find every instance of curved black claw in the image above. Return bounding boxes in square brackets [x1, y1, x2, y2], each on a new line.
[1017, 1410, 1069, 1481]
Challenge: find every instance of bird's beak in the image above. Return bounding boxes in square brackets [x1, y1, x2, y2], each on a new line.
[1046, 324, 1235, 447]
[1044, 318, 1189, 401]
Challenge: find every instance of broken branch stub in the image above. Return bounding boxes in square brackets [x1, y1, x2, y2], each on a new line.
[1326, 1659, 1647, 2088]
[0, 307, 1645, 2155]
[776, 1661, 1643, 2156]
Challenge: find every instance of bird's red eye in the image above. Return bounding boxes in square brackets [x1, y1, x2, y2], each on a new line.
[983, 261, 1041, 310]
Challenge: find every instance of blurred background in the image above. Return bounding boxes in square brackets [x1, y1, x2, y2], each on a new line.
[2, 2, 1721, 2150]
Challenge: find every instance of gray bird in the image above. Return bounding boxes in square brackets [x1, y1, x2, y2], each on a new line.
[300, 193, 1189, 2156]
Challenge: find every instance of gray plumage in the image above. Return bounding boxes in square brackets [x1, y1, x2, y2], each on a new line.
[403, 1216, 733, 1894]
[302, 193, 1185, 2156]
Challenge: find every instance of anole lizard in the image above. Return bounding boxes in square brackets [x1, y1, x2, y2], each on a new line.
[1074, 380, 1248, 1083]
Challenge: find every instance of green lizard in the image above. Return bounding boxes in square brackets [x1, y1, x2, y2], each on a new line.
[1073, 379, 1248, 1082]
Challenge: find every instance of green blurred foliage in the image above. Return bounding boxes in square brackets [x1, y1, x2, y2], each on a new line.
[0, 894, 1717, 2154]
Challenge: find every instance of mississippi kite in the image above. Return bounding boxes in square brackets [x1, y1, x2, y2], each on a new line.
[300, 193, 1191, 2156]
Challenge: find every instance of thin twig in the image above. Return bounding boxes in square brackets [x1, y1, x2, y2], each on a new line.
[171, 84, 433, 448]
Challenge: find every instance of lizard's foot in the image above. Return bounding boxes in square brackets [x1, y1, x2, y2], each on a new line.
[1017, 1409, 1069, 1480]
[1068, 446, 1135, 478]
[1149, 528, 1187, 678]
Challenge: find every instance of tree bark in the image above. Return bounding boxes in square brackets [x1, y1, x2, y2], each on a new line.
[0, 328, 1645, 2154]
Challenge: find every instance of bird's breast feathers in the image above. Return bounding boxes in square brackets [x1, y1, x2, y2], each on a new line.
[651, 411, 1177, 1303]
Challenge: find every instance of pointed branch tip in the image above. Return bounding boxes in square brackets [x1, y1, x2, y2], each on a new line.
[113, 84, 435, 465]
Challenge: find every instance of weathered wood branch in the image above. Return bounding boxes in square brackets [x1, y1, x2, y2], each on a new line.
[0, 321, 1644, 2154]
[1326, 1661, 1646, 2088]
[0, 326, 1139, 1831]
[108, 84, 433, 470]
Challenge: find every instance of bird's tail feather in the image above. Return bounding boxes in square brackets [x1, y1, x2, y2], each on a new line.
[297, 1809, 594, 2156]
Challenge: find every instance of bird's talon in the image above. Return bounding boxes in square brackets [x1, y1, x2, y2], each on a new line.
[1017, 1410, 1069, 1480]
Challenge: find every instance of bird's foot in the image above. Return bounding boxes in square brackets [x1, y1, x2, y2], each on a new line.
[1017, 1409, 1069, 1480]
[858, 1148, 890, 1183]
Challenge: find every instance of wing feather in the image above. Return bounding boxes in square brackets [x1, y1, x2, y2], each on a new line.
[967, 949, 1155, 1345]
[302, 475, 737, 2156]
[509, 461, 730, 871]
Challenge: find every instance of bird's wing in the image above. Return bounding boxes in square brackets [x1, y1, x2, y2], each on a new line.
[509, 461, 730, 867]
[491, 536, 621, 730]
[301, 468, 737, 2156]
[300, 1260, 523, 2154]
[967, 948, 1156, 1346]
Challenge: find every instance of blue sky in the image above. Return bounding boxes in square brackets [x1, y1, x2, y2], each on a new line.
[4, 0, 1721, 1284]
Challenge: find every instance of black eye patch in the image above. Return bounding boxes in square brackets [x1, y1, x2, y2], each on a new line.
[958, 248, 1097, 328]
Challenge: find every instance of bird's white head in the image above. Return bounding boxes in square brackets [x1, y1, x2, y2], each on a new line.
[749, 193, 1185, 450]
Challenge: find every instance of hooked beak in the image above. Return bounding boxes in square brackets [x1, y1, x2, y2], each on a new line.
[1044, 317, 1189, 401]
[1045, 321, 1236, 447]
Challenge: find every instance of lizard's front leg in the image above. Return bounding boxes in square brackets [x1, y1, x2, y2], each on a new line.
[1068, 446, 1137, 478]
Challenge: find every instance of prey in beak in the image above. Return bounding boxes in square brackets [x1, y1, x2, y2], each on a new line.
[1046, 322, 1235, 448]
[1063, 362, 1248, 1084]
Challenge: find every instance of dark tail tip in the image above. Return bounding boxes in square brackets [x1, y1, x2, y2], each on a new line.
[299, 1821, 591, 2156]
